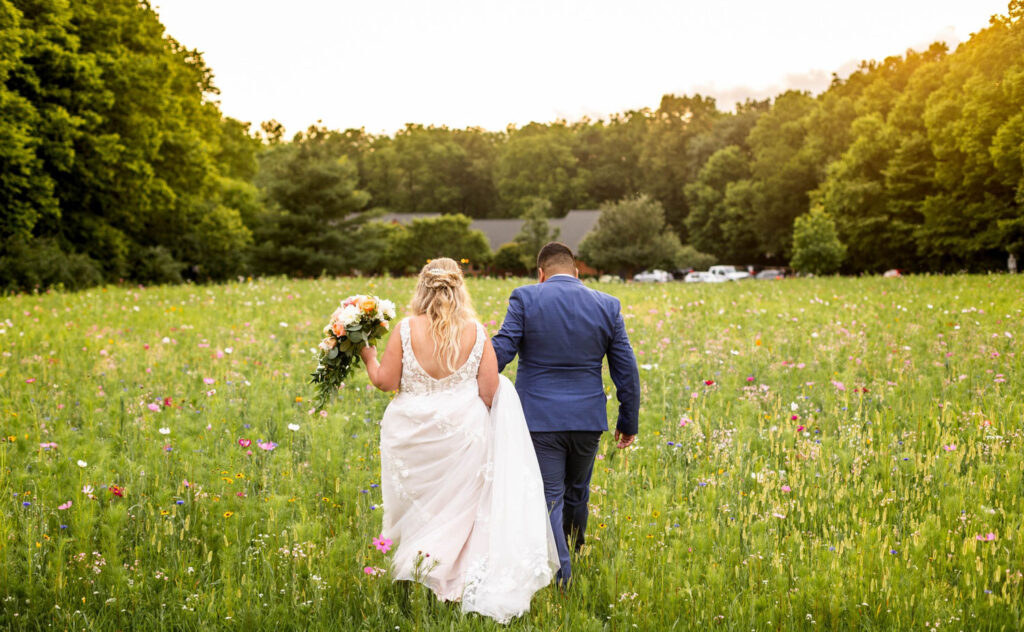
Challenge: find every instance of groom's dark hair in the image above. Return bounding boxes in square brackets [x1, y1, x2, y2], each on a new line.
[537, 242, 576, 272]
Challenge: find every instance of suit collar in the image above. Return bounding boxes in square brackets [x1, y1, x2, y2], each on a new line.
[542, 275, 582, 285]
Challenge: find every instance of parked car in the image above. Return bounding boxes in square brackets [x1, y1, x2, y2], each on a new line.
[633, 269, 672, 283]
[684, 271, 726, 283]
[671, 268, 695, 280]
[598, 274, 623, 283]
[708, 265, 751, 281]
[755, 269, 786, 280]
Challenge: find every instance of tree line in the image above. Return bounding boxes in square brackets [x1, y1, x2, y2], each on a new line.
[2, 0, 1023, 290]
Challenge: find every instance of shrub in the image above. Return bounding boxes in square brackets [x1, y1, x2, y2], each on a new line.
[0, 239, 103, 292]
[493, 242, 529, 275]
[790, 206, 846, 275]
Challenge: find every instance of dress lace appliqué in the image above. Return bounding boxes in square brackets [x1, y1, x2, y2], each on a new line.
[398, 318, 484, 396]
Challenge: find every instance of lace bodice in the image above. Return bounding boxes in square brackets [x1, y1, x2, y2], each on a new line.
[399, 318, 485, 396]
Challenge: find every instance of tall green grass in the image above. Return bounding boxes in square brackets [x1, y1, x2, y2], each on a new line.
[1, 274, 1022, 630]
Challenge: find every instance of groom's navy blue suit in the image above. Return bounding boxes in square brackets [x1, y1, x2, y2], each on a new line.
[492, 275, 640, 582]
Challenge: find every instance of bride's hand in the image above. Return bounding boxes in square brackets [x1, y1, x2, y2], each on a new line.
[360, 345, 376, 363]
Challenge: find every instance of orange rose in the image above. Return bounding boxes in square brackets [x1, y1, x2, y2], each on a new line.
[358, 297, 376, 313]
[332, 321, 345, 337]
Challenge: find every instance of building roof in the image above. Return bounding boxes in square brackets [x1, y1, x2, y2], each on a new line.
[374, 210, 601, 252]
[552, 210, 601, 252]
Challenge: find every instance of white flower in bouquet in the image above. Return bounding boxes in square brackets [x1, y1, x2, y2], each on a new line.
[338, 304, 361, 326]
[312, 293, 395, 411]
[377, 299, 396, 321]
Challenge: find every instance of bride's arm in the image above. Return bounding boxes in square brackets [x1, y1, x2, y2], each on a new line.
[360, 331, 402, 392]
[477, 338, 498, 408]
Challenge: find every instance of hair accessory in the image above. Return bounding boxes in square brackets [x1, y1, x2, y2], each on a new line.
[423, 267, 460, 289]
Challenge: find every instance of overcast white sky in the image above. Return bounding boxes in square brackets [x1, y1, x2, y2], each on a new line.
[154, 0, 1010, 136]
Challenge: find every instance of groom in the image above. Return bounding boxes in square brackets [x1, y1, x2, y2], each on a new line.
[492, 242, 640, 584]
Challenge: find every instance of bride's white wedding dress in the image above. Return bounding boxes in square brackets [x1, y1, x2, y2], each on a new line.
[379, 318, 560, 623]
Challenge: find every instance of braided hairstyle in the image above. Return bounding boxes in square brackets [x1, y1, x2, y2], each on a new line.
[409, 258, 478, 373]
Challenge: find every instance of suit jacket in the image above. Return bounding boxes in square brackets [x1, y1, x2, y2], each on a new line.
[491, 276, 640, 435]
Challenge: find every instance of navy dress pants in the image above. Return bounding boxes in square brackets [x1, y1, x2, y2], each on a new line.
[530, 430, 602, 584]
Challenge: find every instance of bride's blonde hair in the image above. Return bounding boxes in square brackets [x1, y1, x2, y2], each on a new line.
[409, 258, 478, 373]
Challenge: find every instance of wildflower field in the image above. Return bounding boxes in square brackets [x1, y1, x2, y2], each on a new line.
[1, 275, 1022, 631]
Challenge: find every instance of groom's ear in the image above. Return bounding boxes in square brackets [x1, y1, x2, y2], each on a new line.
[537, 268, 546, 283]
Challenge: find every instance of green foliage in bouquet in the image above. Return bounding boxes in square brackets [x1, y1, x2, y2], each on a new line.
[310, 295, 395, 411]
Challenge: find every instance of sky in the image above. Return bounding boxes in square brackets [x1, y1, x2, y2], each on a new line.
[153, 0, 1011, 137]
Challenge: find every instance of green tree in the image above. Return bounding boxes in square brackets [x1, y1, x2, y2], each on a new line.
[513, 198, 560, 272]
[496, 122, 587, 216]
[361, 125, 499, 217]
[746, 91, 821, 262]
[790, 206, 846, 275]
[913, 4, 1024, 270]
[0, 0, 258, 286]
[814, 114, 910, 272]
[718, 179, 764, 264]
[578, 195, 684, 276]
[684, 145, 756, 261]
[450, 127, 500, 217]
[251, 125, 373, 276]
[347, 220, 405, 274]
[574, 111, 649, 205]
[0, 0, 58, 243]
[639, 94, 720, 238]
[493, 242, 528, 276]
[389, 214, 492, 273]
[677, 245, 717, 270]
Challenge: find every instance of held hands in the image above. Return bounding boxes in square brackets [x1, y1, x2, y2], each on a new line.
[614, 430, 636, 449]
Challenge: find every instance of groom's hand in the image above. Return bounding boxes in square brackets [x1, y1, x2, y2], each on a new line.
[614, 431, 636, 449]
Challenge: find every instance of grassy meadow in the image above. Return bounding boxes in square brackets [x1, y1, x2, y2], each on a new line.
[1, 274, 1023, 631]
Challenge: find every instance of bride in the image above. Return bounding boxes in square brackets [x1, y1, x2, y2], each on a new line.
[359, 257, 559, 623]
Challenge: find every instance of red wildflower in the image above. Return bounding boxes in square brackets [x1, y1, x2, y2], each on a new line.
[109, 485, 124, 497]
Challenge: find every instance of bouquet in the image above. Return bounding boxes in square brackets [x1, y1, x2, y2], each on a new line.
[311, 294, 396, 411]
